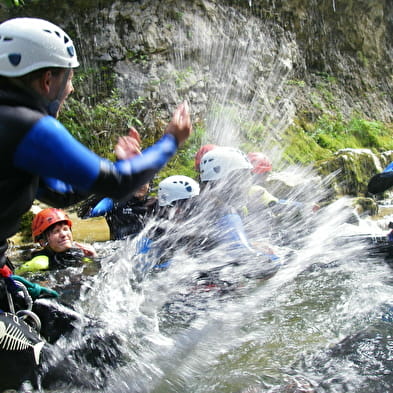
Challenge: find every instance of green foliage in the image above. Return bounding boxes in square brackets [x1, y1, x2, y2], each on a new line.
[2, 0, 24, 6]
[281, 114, 393, 167]
[58, 74, 393, 187]
[60, 87, 203, 189]
[18, 210, 34, 242]
[59, 91, 146, 159]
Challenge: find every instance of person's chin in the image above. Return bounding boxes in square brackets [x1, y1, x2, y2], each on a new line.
[56, 242, 72, 252]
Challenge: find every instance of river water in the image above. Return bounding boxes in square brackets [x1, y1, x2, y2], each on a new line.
[39, 10, 393, 392]
[40, 188, 393, 393]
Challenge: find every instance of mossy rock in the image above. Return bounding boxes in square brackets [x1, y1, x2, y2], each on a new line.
[351, 197, 379, 217]
[316, 149, 393, 198]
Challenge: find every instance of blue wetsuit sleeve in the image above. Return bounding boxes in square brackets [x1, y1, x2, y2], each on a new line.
[13, 116, 101, 190]
[13, 116, 178, 200]
[383, 162, 393, 173]
[89, 197, 114, 217]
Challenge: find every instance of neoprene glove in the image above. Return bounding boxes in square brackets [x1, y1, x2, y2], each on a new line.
[11, 275, 59, 299]
[90, 197, 114, 217]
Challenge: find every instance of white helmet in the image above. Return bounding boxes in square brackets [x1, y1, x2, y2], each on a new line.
[0, 18, 79, 77]
[158, 175, 200, 207]
[199, 147, 252, 182]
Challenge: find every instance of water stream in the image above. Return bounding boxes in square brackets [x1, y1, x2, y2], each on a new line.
[47, 195, 393, 393]
[43, 9, 393, 393]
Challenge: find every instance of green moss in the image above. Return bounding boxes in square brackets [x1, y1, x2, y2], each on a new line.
[281, 123, 330, 165]
[58, 75, 393, 186]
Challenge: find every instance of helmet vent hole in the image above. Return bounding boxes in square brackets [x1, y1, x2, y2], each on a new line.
[67, 46, 75, 57]
[3, 37, 13, 41]
[8, 53, 21, 66]
[64, 36, 69, 44]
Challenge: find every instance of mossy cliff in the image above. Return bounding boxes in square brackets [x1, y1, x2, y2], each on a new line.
[1, 0, 392, 196]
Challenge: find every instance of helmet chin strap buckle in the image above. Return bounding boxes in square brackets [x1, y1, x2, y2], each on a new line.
[47, 100, 60, 117]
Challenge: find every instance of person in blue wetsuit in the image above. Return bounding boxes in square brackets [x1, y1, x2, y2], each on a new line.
[0, 17, 191, 266]
[132, 175, 201, 278]
[0, 17, 192, 391]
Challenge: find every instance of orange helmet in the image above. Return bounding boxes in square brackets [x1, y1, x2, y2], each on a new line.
[194, 144, 218, 172]
[32, 208, 72, 242]
[247, 152, 272, 174]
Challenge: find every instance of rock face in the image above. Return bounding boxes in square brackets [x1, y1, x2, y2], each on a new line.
[4, 0, 391, 124]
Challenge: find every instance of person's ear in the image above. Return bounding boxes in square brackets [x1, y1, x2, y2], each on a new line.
[39, 70, 53, 95]
[38, 238, 48, 247]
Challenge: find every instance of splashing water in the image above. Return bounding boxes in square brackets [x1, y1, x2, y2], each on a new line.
[45, 8, 393, 393]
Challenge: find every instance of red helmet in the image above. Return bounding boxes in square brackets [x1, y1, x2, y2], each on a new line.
[194, 144, 218, 172]
[32, 208, 72, 242]
[247, 152, 272, 174]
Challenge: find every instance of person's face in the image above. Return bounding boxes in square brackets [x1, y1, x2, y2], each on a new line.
[47, 69, 74, 117]
[134, 183, 149, 199]
[45, 222, 73, 253]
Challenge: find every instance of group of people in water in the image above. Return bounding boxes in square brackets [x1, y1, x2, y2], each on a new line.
[0, 16, 287, 391]
[1, 14, 392, 393]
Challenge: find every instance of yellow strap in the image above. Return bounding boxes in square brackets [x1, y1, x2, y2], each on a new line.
[248, 184, 278, 207]
[15, 255, 49, 274]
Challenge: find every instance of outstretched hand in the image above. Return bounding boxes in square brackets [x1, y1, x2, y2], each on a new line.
[115, 127, 142, 160]
[164, 101, 192, 146]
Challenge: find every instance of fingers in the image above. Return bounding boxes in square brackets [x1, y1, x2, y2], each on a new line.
[164, 101, 192, 145]
[128, 127, 141, 144]
[115, 134, 141, 160]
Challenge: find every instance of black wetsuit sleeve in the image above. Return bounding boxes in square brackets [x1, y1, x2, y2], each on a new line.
[36, 178, 87, 208]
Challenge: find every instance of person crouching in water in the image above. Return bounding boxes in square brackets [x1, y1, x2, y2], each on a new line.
[16, 208, 99, 306]
[17, 208, 97, 274]
[132, 175, 200, 279]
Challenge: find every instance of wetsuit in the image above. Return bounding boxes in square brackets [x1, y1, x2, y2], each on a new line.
[81, 195, 158, 240]
[368, 161, 393, 194]
[0, 79, 178, 261]
[0, 79, 177, 390]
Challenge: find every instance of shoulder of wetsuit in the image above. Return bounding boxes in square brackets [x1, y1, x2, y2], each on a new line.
[368, 172, 393, 194]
